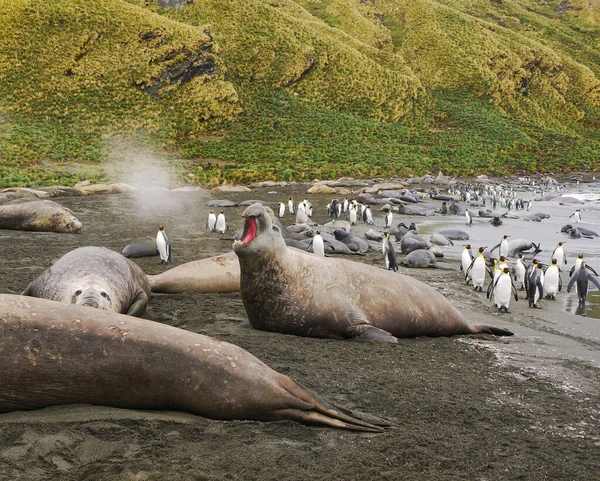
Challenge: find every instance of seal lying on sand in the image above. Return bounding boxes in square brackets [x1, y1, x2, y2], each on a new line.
[233, 204, 512, 343]
[0, 295, 381, 432]
[22, 246, 151, 317]
[0, 199, 82, 233]
[148, 252, 241, 294]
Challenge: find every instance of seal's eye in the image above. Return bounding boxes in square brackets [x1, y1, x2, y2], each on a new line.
[100, 292, 109, 298]
[66, 223, 71, 228]
[75, 290, 82, 296]
[272, 225, 280, 232]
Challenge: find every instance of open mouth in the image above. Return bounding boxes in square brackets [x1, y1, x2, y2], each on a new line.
[237, 217, 257, 245]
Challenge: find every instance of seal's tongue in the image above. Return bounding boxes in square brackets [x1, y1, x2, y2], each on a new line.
[240, 217, 257, 244]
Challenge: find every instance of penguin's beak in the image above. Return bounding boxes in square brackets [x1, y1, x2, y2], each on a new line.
[238, 217, 257, 245]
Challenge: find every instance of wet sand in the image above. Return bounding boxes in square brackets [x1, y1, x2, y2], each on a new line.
[1, 182, 599, 480]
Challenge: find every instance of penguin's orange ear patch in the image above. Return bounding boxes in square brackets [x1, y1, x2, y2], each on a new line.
[240, 217, 257, 245]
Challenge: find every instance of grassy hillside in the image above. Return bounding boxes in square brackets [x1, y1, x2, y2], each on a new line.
[0, 0, 599, 187]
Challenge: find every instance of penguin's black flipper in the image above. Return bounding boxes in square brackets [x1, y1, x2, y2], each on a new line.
[465, 257, 476, 281]
[486, 279, 495, 300]
[586, 264, 599, 276]
[567, 275, 577, 293]
[569, 265, 576, 277]
[490, 243, 501, 254]
[511, 281, 519, 302]
[306, 240, 314, 253]
[589, 274, 600, 292]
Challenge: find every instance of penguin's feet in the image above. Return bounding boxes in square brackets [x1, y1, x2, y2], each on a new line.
[532, 304, 541, 309]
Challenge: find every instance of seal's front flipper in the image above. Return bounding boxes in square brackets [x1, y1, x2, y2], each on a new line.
[125, 290, 149, 317]
[347, 324, 398, 343]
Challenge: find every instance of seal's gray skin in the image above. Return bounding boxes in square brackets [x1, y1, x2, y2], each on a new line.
[148, 252, 240, 294]
[561, 224, 599, 237]
[0, 295, 381, 432]
[400, 236, 428, 254]
[365, 229, 384, 242]
[507, 239, 542, 259]
[429, 234, 453, 246]
[333, 229, 369, 253]
[403, 249, 437, 267]
[478, 210, 494, 218]
[427, 245, 445, 258]
[0, 199, 82, 233]
[395, 202, 434, 216]
[122, 243, 158, 258]
[240, 199, 279, 208]
[438, 229, 469, 240]
[490, 216, 503, 226]
[233, 204, 513, 343]
[22, 247, 151, 317]
[299, 236, 363, 256]
[205, 200, 238, 207]
[533, 213, 551, 219]
[501, 212, 521, 219]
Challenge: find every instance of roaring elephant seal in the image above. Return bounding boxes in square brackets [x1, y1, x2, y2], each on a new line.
[0, 199, 82, 233]
[0, 295, 380, 432]
[147, 252, 240, 294]
[22, 246, 151, 317]
[233, 204, 513, 343]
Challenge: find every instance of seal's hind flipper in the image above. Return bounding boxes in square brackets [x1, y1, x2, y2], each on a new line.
[346, 324, 398, 343]
[472, 324, 514, 336]
[278, 378, 388, 432]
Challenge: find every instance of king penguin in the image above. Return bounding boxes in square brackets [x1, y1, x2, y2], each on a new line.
[465, 209, 472, 226]
[385, 210, 393, 229]
[489, 267, 518, 313]
[215, 211, 228, 234]
[567, 261, 600, 316]
[466, 246, 487, 291]
[569, 210, 582, 223]
[206, 211, 217, 232]
[308, 230, 331, 257]
[156, 225, 171, 265]
[526, 260, 544, 309]
[461, 244, 474, 285]
[552, 242, 567, 266]
[278, 202, 285, 218]
[383, 233, 398, 272]
[348, 205, 357, 225]
[491, 235, 510, 257]
[515, 253, 527, 290]
[288, 198, 295, 214]
[544, 258, 561, 300]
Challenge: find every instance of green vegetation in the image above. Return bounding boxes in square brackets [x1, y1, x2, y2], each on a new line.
[0, 0, 598, 187]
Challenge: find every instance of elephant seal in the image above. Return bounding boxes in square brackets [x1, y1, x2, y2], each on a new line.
[232, 203, 512, 343]
[333, 229, 369, 253]
[147, 252, 241, 294]
[122, 243, 158, 258]
[0, 199, 82, 233]
[22, 246, 151, 317]
[402, 249, 437, 267]
[429, 233, 453, 246]
[205, 200, 238, 208]
[438, 229, 469, 240]
[507, 239, 541, 259]
[0, 295, 380, 432]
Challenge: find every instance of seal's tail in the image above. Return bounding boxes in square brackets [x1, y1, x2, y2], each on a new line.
[276, 377, 388, 432]
[472, 324, 514, 336]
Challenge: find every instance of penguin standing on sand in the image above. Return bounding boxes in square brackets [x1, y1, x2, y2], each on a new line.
[348, 205, 357, 225]
[383, 233, 398, 272]
[491, 235, 510, 257]
[465, 209, 472, 226]
[206, 211, 217, 232]
[461, 245, 474, 285]
[363, 206, 374, 225]
[215, 211, 228, 234]
[568, 262, 600, 316]
[569, 210, 582, 223]
[515, 254, 527, 290]
[526, 260, 544, 309]
[385, 210, 393, 229]
[552, 242, 567, 266]
[466, 246, 487, 291]
[488, 267, 518, 313]
[288, 198, 295, 215]
[156, 225, 171, 265]
[278, 202, 285, 218]
[307, 230, 333, 257]
[544, 258, 562, 300]
[343, 198, 349, 213]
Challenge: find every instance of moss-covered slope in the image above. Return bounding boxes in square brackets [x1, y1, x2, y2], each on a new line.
[1, 0, 599, 187]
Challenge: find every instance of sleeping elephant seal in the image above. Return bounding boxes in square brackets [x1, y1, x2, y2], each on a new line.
[233, 203, 513, 343]
[22, 246, 151, 317]
[0, 294, 381, 432]
[0, 199, 82, 233]
[147, 252, 240, 294]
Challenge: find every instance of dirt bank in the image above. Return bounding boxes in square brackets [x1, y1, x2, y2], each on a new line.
[0, 185, 598, 481]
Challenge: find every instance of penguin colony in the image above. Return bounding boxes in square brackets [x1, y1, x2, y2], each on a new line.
[198, 176, 597, 318]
